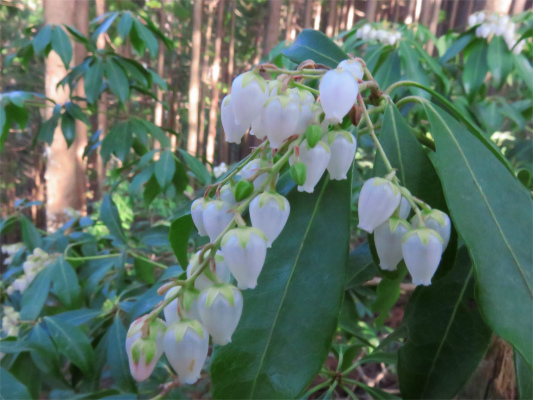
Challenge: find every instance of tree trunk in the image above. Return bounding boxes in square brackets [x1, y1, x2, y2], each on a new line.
[304, 0, 313, 28]
[449, 0, 460, 30]
[285, 0, 295, 43]
[187, 0, 203, 156]
[326, 0, 338, 37]
[94, 0, 106, 201]
[485, 0, 512, 13]
[346, 0, 355, 30]
[366, 0, 377, 21]
[154, 4, 166, 129]
[44, 0, 87, 230]
[426, 0, 442, 55]
[220, 0, 234, 164]
[420, 0, 433, 26]
[512, 0, 526, 14]
[314, 1, 322, 30]
[263, 0, 282, 58]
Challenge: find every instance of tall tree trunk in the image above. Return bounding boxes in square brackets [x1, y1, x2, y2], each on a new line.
[44, 0, 87, 229]
[346, 0, 355, 30]
[366, 0, 377, 21]
[285, 0, 295, 42]
[207, 0, 225, 165]
[485, 0, 512, 13]
[94, 0, 107, 201]
[420, 0, 433, 26]
[154, 4, 166, 129]
[314, 1, 322, 30]
[263, 0, 282, 58]
[512, 0, 526, 14]
[187, 0, 203, 156]
[449, 0, 460, 30]
[325, 0, 338, 37]
[304, 0, 313, 28]
[220, 0, 234, 164]
[426, 0, 442, 55]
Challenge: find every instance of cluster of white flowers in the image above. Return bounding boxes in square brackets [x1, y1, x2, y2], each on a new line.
[126, 59, 364, 385]
[213, 162, 228, 178]
[355, 23, 402, 46]
[1, 242, 24, 266]
[5, 248, 57, 295]
[1, 306, 20, 337]
[358, 178, 451, 285]
[469, 12, 525, 54]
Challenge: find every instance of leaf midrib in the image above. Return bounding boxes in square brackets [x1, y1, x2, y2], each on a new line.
[388, 105, 407, 184]
[284, 43, 341, 67]
[47, 318, 90, 373]
[248, 178, 330, 398]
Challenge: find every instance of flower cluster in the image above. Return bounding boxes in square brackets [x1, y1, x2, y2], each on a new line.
[358, 177, 451, 286]
[1, 305, 20, 337]
[5, 248, 57, 295]
[1, 242, 24, 265]
[469, 12, 525, 54]
[213, 162, 228, 178]
[355, 23, 402, 46]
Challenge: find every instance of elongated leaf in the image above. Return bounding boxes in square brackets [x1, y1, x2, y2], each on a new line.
[20, 215, 42, 250]
[422, 102, 533, 366]
[100, 121, 132, 162]
[85, 57, 104, 104]
[372, 268, 407, 326]
[107, 316, 136, 392]
[38, 104, 61, 144]
[463, 40, 488, 95]
[155, 149, 175, 188]
[178, 149, 211, 185]
[398, 247, 491, 399]
[282, 29, 348, 68]
[60, 112, 76, 147]
[45, 317, 94, 376]
[28, 323, 61, 377]
[101, 194, 127, 244]
[211, 173, 351, 398]
[399, 41, 430, 98]
[20, 268, 51, 321]
[52, 308, 101, 326]
[51, 25, 72, 68]
[0, 368, 31, 400]
[92, 12, 118, 41]
[50, 256, 80, 307]
[513, 53, 533, 92]
[487, 36, 512, 88]
[375, 50, 401, 91]
[169, 213, 193, 268]
[346, 242, 378, 288]
[133, 257, 154, 284]
[439, 34, 473, 65]
[118, 12, 133, 40]
[516, 351, 533, 399]
[132, 19, 158, 58]
[105, 59, 129, 103]
[33, 24, 52, 55]
[139, 119, 170, 147]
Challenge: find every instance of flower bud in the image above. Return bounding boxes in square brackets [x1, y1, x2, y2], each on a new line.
[290, 162, 307, 186]
[290, 140, 331, 193]
[399, 196, 411, 219]
[357, 178, 401, 233]
[231, 71, 268, 126]
[305, 125, 323, 149]
[203, 200, 234, 242]
[221, 227, 268, 290]
[234, 179, 254, 202]
[125, 316, 166, 382]
[320, 68, 359, 124]
[220, 184, 237, 206]
[410, 209, 451, 250]
[264, 95, 301, 149]
[374, 218, 410, 271]
[325, 129, 357, 180]
[186, 250, 232, 291]
[197, 284, 243, 345]
[164, 286, 202, 325]
[402, 228, 443, 286]
[221, 95, 248, 144]
[250, 192, 290, 247]
[163, 319, 209, 384]
[191, 198, 209, 237]
[338, 59, 364, 80]
[241, 159, 276, 191]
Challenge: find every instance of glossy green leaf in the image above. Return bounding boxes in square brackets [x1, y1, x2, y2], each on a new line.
[155, 149, 175, 188]
[60, 112, 76, 147]
[92, 12, 118, 42]
[20, 215, 42, 250]
[375, 50, 401, 91]
[139, 119, 170, 147]
[487, 36, 512, 88]
[281, 29, 348, 68]
[143, 174, 161, 207]
[65, 101, 88, 124]
[20, 268, 51, 321]
[0, 368, 31, 400]
[100, 194, 127, 244]
[101, 121, 132, 162]
[9, 352, 42, 399]
[422, 102, 533, 366]
[28, 323, 61, 377]
[85, 57, 104, 104]
[515, 351, 533, 399]
[52, 308, 101, 326]
[33, 24, 52, 55]
[439, 33, 473, 64]
[133, 256, 155, 284]
[169, 213, 193, 268]
[399, 41, 430, 98]
[398, 247, 491, 399]
[51, 25, 72, 68]
[132, 19, 158, 58]
[346, 242, 378, 288]
[44, 317, 94, 376]
[105, 59, 130, 103]
[118, 12, 133, 40]
[513, 53, 533, 92]
[211, 174, 351, 398]
[107, 316, 136, 393]
[462, 40, 488, 95]
[178, 149, 211, 185]
[50, 256, 80, 308]
[38, 104, 61, 144]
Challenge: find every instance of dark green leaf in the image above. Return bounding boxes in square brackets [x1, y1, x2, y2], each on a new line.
[133, 257, 155, 284]
[100, 194, 127, 244]
[114, 57, 149, 87]
[64, 25, 90, 47]
[155, 149, 175, 188]
[211, 173, 351, 398]
[105, 59, 130, 103]
[60, 112, 76, 147]
[51, 25, 72, 68]
[65, 102, 88, 124]
[148, 69, 167, 90]
[422, 102, 533, 366]
[132, 19, 158, 58]
[50, 256, 80, 308]
[20, 215, 42, 250]
[487, 36, 512, 88]
[346, 242, 378, 288]
[439, 34, 473, 64]
[178, 149, 211, 185]
[282, 29, 348, 68]
[52, 308, 101, 326]
[92, 13, 118, 42]
[9, 352, 42, 399]
[399, 41, 430, 98]
[398, 247, 492, 399]
[20, 268, 51, 321]
[374, 50, 401, 91]
[139, 119, 170, 147]
[85, 58, 104, 104]
[0, 368, 31, 400]
[100, 122, 132, 162]
[141, 225, 170, 247]
[143, 175, 161, 207]
[38, 104, 61, 144]
[372, 268, 407, 326]
[513, 53, 533, 92]
[5, 103, 28, 131]
[33, 24, 52, 55]
[169, 213, 193, 268]
[117, 12, 133, 40]
[28, 324, 61, 377]
[45, 317, 94, 376]
[107, 316, 136, 393]
[515, 351, 533, 399]
[463, 40, 488, 95]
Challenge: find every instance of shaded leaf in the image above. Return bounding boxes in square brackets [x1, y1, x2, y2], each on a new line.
[20, 215, 42, 250]
[51, 25, 72, 68]
[178, 149, 211, 185]
[282, 29, 348, 68]
[155, 149, 175, 188]
[50, 256, 81, 308]
[100, 194, 127, 244]
[33, 24, 52, 55]
[107, 316, 136, 393]
[85, 57, 104, 104]
[169, 213, 193, 268]
[20, 268, 51, 321]
[0, 368, 31, 400]
[105, 59, 130, 103]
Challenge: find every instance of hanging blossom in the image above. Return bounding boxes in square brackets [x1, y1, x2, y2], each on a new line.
[355, 23, 402, 46]
[1, 306, 20, 337]
[5, 248, 58, 296]
[469, 12, 526, 54]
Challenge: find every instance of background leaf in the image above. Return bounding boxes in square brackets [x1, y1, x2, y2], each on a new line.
[0, 368, 31, 400]
[155, 149, 175, 188]
[281, 29, 348, 68]
[169, 213, 193, 268]
[50, 256, 81, 308]
[20, 268, 51, 321]
[51, 25, 72, 68]
[20, 215, 43, 250]
[100, 194, 127, 244]
[107, 316, 136, 393]
[462, 40, 488, 95]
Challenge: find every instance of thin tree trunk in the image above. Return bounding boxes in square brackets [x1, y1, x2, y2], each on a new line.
[154, 4, 166, 129]
[366, 0, 377, 21]
[485, 0, 512, 13]
[512, 0, 526, 14]
[220, 0, 234, 164]
[304, 0, 313, 28]
[285, 0, 294, 42]
[314, 1, 322, 30]
[346, 0, 355, 30]
[420, 0, 433, 26]
[187, 0, 203, 156]
[44, 0, 87, 229]
[94, 0, 106, 201]
[449, 0, 459, 30]
[263, 0, 282, 58]
[426, 0, 442, 55]
[207, 0, 225, 165]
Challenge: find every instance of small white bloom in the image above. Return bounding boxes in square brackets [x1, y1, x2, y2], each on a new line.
[374, 218, 410, 271]
[241, 159, 276, 191]
[476, 11, 486, 24]
[357, 178, 401, 233]
[468, 14, 478, 27]
[263, 95, 301, 149]
[163, 286, 201, 324]
[290, 139, 331, 193]
[250, 192, 290, 247]
[1, 306, 20, 337]
[186, 250, 232, 291]
[411, 209, 451, 250]
[213, 162, 228, 178]
[231, 71, 268, 126]
[221, 227, 268, 290]
[191, 198, 209, 237]
[220, 184, 237, 206]
[203, 200, 234, 243]
[9, 276, 29, 294]
[338, 59, 364, 80]
[164, 320, 209, 385]
[221, 95, 248, 144]
[1, 243, 24, 256]
[319, 68, 359, 124]
[197, 285, 243, 345]
[325, 130, 357, 180]
[402, 228, 443, 286]
[399, 196, 411, 219]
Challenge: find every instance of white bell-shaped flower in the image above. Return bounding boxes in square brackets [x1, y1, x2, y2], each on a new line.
[186, 250, 232, 291]
[231, 71, 268, 126]
[476, 12, 485, 24]
[402, 228, 443, 286]
[268, 79, 282, 96]
[250, 192, 290, 247]
[263, 95, 301, 149]
[290, 88, 316, 136]
[290, 139, 331, 193]
[197, 284, 243, 345]
[338, 59, 364, 80]
[319, 68, 359, 124]
[399, 197, 411, 219]
[357, 177, 401, 233]
[221, 95, 248, 144]
[221, 227, 268, 290]
[325, 129, 357, 180]
[191, 198, 209, 237]
[203, 200, 234, 242]
[250, 108, 267, 140]
[468, 14, 478, 27]
[125, 316, 166, 382]
[410, 209, 451, 250]
[164, 320, 209, 384]
[163, 286, 201, 324]
[374, 218, 410, 271]
[220, 184, 237, 206]
[241, 159, 276, 191]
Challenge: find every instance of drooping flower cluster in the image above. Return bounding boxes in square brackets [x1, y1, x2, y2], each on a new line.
[1, 242, 24, 266]
[5, 248, 57, 295]
[1, 306, 20, 337]
[213, 162, 228, 178]
[358, 177, 451, 286]
[469, 12, 525, 54]
[355, 23, 402, 46]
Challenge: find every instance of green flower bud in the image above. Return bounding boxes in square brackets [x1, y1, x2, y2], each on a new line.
[305, 125, 323, 149]
[234, 179, 254, 202]
[290, 162, 307, 186]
